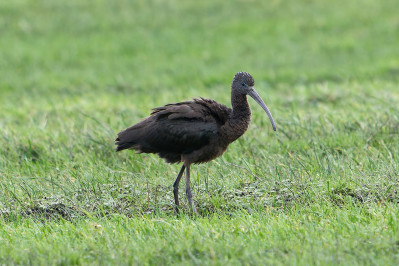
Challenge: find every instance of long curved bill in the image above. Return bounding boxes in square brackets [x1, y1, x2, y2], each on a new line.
[248, 88, 276, 131]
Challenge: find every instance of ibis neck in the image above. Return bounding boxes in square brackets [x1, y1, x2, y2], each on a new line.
[231, 90, 251, 121]
[220, 90, 251, 144]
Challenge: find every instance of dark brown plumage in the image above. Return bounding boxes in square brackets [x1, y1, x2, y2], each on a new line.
[115, 72, 276, 213]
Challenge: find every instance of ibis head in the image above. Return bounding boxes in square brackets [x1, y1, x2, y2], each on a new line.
[232, 72, 276, 131]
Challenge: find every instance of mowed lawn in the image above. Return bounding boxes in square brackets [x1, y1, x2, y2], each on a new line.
[1, 0, 399, 264]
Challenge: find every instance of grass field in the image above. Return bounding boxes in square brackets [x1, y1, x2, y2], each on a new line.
[1, 0, 399, 264]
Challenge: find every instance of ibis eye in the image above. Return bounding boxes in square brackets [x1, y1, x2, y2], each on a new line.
[241, 83, 246, 87]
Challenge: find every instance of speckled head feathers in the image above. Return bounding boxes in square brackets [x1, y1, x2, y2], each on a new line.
[233, 72, 255, 87]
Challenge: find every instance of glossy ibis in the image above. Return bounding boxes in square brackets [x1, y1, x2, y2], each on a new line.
[115, 72, 276, 213]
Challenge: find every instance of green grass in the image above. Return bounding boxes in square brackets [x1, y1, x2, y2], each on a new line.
[1, 0, 399, 264]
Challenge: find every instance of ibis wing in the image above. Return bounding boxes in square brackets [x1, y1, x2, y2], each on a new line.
[141, 117, 218, 154]
[116, 101, 221, 155]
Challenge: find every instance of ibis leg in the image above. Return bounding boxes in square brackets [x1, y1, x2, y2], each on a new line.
[185, 164, 198, 214]
[173, 165, 185, 210]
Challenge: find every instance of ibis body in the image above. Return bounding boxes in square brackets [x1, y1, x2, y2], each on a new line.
[115, 72, 276, 213]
